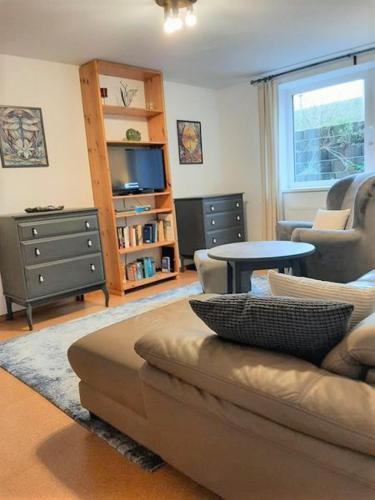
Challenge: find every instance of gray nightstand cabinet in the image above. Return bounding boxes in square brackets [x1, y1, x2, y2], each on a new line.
[174, 193, 245, 270]
[0, 208, 109, 330]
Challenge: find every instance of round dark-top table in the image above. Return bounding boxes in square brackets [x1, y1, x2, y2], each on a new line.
[208, 241, 315, 293]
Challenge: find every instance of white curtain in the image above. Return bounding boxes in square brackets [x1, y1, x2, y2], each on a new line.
[258, 80, 282, 240]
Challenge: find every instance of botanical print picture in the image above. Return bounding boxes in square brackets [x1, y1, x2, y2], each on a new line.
[177, 120, 203, 164]
[0, 106, 49, 168]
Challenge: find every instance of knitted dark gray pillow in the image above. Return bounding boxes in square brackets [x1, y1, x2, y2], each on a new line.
[189, 295, 353, 365]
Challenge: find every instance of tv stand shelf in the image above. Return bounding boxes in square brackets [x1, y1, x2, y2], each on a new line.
[119, 240, 175, 255]
[80, 59, 179, 294]
[112, 191, 171, 200]
[115, 208, 172, 218]
[123, 271, 178, 290]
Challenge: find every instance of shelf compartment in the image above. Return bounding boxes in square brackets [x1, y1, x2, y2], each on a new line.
[103, 105, 162, 118]
[115, 208, 172, 218]
[97, 60, 161, 82]
[118, 240, 174, 255]
[123, 271, 178, 290]
[112, 191, 171, 200]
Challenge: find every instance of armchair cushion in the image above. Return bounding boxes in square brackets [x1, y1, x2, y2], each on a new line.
[269, 270, 375, 328]
[312, 208, 351, 230]
[135, 328, 375, 457]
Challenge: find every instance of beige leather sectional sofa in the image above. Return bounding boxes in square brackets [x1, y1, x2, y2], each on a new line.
[68, 273, 375, 500]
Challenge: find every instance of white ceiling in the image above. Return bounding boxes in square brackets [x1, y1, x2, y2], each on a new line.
[0, 0, 374, 89]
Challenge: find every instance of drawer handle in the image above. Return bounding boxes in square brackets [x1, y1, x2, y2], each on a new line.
[238, 233, 242, 238]
[236, 202, 240, 208]
[236, 215, 241, 221]
[212, 238, 217, 244]
[32, 228, 38, 236]
[210, 206, 215, 212]
[85, 221, 91, 230]
[39, 274, 44, 283]
[90, 264, 96, 272]
[35, 248, 41, 257]
[211, 220, 216, 226]
[87, 239, 93, 247]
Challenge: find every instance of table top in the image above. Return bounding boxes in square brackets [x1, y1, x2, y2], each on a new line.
[208, 241, 315, 262]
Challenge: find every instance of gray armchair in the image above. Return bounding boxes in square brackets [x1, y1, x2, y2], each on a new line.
[276, 172, 375, 283]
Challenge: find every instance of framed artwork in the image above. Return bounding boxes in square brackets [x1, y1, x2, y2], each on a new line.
[0, 106, 49, 168]
[177, 120, 203, 164]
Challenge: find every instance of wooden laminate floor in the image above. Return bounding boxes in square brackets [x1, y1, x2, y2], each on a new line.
[0, 271, 218, 499]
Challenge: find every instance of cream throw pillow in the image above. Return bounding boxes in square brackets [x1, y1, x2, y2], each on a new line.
[312, 208, 351, 230]
[268, 270, 375, 329]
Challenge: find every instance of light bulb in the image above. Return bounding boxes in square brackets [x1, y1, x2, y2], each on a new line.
[164, 11, 183, 33]
[172, 15, 183, 31]
[164, 16, 176, 33]
[185, 6, 197, 27]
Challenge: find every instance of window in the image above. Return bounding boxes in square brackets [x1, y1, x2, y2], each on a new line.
[279, 70, 374, 191]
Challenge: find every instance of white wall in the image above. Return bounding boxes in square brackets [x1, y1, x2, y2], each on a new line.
[164, 81, 225, 197]
[0, 54, 93, 314]
[217, 82, 263, 240]
[282, 190, 327, 221]
[164, 80, 263, 241]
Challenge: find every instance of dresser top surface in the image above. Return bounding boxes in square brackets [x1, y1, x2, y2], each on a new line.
[0, 207, 97, 221]
[174, 193, 244, 201]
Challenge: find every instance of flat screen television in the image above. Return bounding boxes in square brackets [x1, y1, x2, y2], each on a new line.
[108, 147, 166, 195]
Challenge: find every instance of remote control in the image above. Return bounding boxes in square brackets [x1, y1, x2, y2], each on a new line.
[25, 205, 64, 213]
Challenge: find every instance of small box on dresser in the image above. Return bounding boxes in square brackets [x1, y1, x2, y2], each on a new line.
[0, 208, 109, 330]
[174, 193, 245, 270]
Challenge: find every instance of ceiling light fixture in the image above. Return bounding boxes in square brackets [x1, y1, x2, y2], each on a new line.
[155, 0, 198, 34]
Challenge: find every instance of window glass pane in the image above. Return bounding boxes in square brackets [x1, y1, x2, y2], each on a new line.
[293, 80, 365, 184]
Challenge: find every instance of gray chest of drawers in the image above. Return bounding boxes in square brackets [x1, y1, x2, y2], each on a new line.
[174, 193, 245, 270]
[0, 208, 109, 330]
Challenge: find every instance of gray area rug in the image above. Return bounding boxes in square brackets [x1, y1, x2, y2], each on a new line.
[0, 277, 269, 472]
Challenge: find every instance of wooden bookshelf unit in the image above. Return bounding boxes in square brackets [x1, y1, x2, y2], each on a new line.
[79, 60, 179, 294]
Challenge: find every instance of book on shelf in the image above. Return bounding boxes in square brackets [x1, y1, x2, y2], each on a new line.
[117, 215, 174, 249]
[126, 257, 156, 281]
[158, 214, 174, 241]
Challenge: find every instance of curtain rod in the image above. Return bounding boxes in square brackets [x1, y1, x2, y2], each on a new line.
[250, 45, 375, 85]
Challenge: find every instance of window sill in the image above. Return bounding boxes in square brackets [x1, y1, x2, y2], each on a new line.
[281, 187, 330, 194]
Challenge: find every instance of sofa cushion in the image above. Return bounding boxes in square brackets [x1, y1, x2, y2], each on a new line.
[321, 340, 364, 380]
[269, 270, 375, 328]
[323, 309, 375, 380]
[68, 298, 212, 417]
[189, 294, 352, 365]
[349, 311, 375, 366]
[135, 329, 375, 457]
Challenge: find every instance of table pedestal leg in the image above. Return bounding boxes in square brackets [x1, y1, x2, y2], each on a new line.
[232, 262, 252, 293]
[227, 262, 233, 294]
[292, 258, 307, 277]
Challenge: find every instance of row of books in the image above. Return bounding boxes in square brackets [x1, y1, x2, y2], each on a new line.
[117, 214, 174, 249]
[126, 257, 156, 281]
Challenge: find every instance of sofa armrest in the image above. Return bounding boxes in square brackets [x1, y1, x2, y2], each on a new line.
[291, 228, 361, 246]
[276, 220, 313, 241]
[135, 329, 375, 457]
